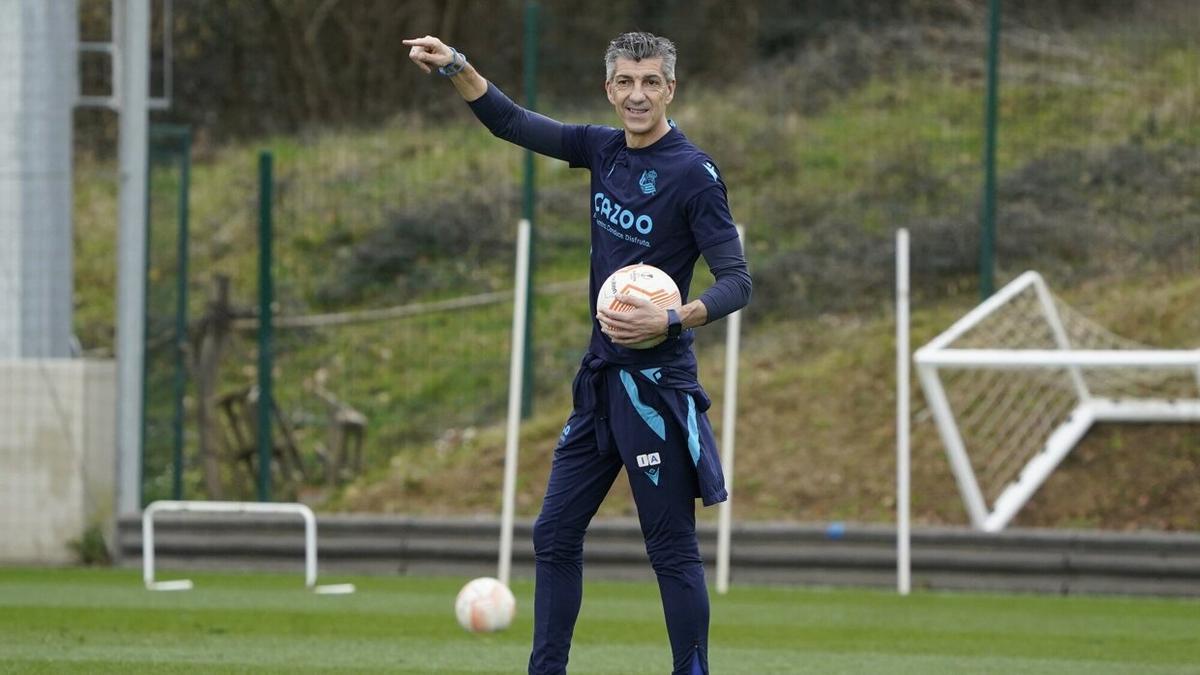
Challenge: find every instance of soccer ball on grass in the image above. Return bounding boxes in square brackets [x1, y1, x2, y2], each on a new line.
[454, 577, 516, 633]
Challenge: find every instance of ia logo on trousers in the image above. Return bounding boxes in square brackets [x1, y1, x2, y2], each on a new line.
[635, 452, 661, 468]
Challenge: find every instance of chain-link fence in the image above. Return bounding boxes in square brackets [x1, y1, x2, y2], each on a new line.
[72, 0, 1198, 527]
[142, 125, 191, 504]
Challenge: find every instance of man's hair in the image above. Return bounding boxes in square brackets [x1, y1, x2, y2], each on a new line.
[604, 32, 677, 82]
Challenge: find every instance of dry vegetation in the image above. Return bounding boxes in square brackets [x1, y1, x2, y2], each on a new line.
[337, 272, 1200, 531]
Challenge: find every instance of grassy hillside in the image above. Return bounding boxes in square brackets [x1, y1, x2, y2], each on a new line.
[72, 12, 1199, 528]
[334, 272, 1200, 530]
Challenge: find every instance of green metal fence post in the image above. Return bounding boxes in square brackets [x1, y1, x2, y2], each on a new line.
[521, 0, 539, 418]
[257, 151, 275, 502]
[979, 0, 1001, 299]
[171, 128, 191, 500]
[146, 123, 192, 504]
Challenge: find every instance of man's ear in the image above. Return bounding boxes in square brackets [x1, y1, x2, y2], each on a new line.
[664, 80, 676, 105]
[605, 80, 616, 105]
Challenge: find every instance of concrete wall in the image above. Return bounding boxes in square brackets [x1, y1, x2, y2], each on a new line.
[0, 0, 77, 357]
[0, 360, 117, 564]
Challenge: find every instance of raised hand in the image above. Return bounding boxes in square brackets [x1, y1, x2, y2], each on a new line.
[402, 35, 454, 74]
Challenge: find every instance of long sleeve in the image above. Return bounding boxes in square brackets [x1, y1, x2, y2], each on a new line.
[467, 82, 582, 164]
[698, 236, 752, 323]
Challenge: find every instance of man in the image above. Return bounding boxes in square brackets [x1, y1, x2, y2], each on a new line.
[404, 31, 751, 675]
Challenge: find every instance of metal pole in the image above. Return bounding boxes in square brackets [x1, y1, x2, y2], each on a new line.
[140, 142, 153, 506]
[979, 0, 1001, 300]
[499, 219, 532, 586]
[914, 363, 990, 528]
[257, 151, 274, 502]
[116, 0, 151, 515]
[520, 0, 539, 418]
[896, 229, 911, 595]
[715, 226, 745, 595]
[171, 127, 191, 500]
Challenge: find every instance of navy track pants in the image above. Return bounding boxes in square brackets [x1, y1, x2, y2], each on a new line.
[527, 362, 715, 675]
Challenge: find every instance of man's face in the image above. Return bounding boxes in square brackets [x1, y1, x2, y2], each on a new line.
[605, 57, 675, 138]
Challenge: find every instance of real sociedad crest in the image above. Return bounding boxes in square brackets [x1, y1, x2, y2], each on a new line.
[639, 169, 658, 195]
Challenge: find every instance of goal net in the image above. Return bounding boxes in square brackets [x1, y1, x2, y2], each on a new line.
[914, 271, 1200, 531]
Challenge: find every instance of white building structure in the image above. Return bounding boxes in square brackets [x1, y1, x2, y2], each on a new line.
[0, 0, 125, 564]
[0, 0, 77, 357]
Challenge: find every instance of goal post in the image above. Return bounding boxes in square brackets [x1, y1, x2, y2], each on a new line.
[913, 271, 1200, 532]
[142, 500, 355, 593]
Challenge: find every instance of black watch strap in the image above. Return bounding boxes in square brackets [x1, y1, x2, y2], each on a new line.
[666, 308, 683, 339]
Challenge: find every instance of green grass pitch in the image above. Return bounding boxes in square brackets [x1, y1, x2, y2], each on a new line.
[1, 567, 1197, 673]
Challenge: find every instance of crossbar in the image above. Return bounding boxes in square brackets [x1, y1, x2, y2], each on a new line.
[917, 271, 1043, 353]
[916, 349, 1200, 369]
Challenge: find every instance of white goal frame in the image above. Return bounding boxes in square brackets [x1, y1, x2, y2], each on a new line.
[142, 500, 355, 593]
[913, 271, 1200, 532]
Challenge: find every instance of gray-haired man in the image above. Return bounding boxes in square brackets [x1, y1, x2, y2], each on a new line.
[405, 31, 751, 675]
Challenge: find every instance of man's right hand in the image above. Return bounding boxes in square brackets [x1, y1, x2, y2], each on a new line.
[403, 35, 487, 101]
[403, 35, 455, 74]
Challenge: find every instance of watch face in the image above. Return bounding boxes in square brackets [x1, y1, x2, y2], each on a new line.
[667, 309, 682, 338]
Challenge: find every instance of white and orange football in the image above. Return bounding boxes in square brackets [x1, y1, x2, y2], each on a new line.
[454, 577, 516, 633]
[596, 263, 682, 349]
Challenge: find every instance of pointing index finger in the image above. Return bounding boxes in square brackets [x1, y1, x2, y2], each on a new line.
[402, 35, 438, 47]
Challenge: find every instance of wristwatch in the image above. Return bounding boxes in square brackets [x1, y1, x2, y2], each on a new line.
[665, 308, 683, 340]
